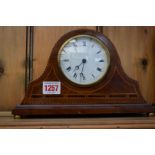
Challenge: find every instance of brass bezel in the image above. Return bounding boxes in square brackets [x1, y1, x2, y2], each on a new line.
[58, 34, 110, 86]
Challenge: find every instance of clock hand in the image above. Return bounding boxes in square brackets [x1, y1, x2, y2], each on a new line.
[73, 73, 77, 79]
[81, 63, 84, 73]
[73, 58, 87, 72]
[80, 59, 87, 80]
[81, 58, 86, 72]
[73, 58, 87, 80]
[73, 62, 83, 72]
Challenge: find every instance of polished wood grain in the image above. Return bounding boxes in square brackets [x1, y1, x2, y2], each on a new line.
[102, 26, 155, 104]
[0, 112, 155, 128]
[0, 27, 26, 110]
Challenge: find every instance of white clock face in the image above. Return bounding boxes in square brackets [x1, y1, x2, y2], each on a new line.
[58, 35, 110, 86]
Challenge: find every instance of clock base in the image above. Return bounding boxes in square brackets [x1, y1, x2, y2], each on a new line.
[12, 104, 155, 117]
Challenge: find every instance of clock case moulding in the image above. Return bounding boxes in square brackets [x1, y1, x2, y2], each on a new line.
[12, 29, 155, 117]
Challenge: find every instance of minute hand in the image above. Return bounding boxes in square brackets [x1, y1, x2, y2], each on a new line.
[81, 63, 85, 73]
[81, 58, 87, 72]
[80, 62, 86, 80]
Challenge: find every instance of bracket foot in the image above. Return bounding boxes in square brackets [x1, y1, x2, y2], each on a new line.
[14, 115, 21, 119]
[148, 113, 155, 117]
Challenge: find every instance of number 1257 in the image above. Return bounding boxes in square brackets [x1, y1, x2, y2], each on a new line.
[44, 85, 58, 91]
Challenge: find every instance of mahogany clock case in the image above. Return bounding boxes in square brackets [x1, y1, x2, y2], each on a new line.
[12, 29, 155, 117]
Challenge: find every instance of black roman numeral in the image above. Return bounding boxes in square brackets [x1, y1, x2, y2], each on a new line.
[92, 74, 95, 79]
[97, 51, 101, 54]
[80, 73, 86, 80]
[97, 67, 102, 72]
[73, 73, 77, 78]
[99, 59, 104, 62]
[66, 67, 71, 72]
[63, 59, 69, 62]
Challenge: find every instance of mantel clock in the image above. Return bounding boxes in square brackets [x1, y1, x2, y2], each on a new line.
[12, 29, 155, 117]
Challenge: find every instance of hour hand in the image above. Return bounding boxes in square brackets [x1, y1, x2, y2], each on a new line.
[73, 65, 79, 72]
[73, 61, 83, 72]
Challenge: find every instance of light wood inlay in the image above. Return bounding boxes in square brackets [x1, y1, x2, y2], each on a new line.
[102, 26, 155, 104]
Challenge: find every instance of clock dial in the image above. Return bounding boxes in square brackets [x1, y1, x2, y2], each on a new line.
[58, 35, 110, 86]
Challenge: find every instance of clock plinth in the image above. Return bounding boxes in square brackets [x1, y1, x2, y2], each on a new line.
[12, 29, 155, 117]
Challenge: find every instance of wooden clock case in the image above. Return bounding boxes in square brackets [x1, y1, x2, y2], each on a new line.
[12, 29, 155, 117]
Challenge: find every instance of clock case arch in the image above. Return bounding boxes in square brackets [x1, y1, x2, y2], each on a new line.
[12, 29, 155, 117]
